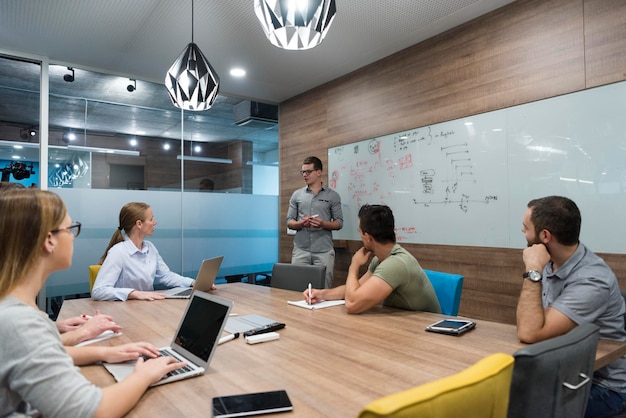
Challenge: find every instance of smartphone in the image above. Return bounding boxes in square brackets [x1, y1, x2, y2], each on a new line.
[212, 390, 293, 417]
[425, 319, 476, 336]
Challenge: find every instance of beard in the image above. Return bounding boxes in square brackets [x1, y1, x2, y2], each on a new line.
[526, 236, 542, 247]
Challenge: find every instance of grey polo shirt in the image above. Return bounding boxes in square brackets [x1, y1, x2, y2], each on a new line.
[542, 242, 626, 392]
[287, 184, 343, 253]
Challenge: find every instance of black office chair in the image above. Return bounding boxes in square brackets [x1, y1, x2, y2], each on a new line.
[269, 263, 325, 292]
[507, 323, 600, 418]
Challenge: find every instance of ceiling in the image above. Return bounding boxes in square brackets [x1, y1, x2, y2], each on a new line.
[0, 0, 514, 158]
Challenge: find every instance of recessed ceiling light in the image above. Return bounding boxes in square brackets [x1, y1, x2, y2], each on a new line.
[230, 68, 246, 78]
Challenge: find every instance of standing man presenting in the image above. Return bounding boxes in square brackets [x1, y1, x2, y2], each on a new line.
[517, 196, 626, 418]
[287, 156, 343, 288]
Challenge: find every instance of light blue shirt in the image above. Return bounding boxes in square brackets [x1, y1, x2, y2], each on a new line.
[91, 239, 193, 301]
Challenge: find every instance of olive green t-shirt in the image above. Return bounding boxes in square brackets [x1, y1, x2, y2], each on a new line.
[368, 244, 441, 313]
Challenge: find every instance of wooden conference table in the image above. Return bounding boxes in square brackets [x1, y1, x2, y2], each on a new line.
[58, 283, 626, 418]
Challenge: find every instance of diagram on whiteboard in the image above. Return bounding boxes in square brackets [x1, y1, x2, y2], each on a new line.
[328, 111, 509, 247]
[330, 81, 626, 252]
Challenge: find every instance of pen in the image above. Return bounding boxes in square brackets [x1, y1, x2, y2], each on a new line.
[218, 332, 240, 345]
[308, 282, 312, 305]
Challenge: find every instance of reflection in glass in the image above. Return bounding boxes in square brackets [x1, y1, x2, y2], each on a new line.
[0, 57, 278, 193]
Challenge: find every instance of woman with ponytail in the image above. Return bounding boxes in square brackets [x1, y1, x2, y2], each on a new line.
[91, 202, 199, 301]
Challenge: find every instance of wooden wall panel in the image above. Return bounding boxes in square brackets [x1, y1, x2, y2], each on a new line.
[278, 0, 626, 324]
[584, 0, 626, 87]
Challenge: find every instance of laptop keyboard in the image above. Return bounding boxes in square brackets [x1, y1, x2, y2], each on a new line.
[173, 288, 192, 297]
[142, 349, 195, 378]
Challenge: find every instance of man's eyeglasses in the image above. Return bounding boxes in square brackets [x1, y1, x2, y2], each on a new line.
[300, 169, 318, 176]
[51, 221, 81, 238]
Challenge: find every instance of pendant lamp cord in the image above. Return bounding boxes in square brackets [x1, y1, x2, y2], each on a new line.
[191, 0, 194, 44]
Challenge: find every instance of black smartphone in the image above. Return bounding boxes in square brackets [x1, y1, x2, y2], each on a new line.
[212, 390, 293, 417]
[425, 319, 476, 336]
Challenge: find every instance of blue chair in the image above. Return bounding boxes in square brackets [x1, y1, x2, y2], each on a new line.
[424, 270, 464, 316]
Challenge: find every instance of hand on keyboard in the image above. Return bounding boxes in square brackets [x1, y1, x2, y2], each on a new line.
[101, 342, 160, 364]
[134, 355, 188, 385]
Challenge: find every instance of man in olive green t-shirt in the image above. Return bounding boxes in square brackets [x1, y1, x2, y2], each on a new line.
[306, 204, 441, 314]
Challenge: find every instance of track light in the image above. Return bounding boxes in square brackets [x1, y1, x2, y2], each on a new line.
[127, 79, 136, 92]
[63, 67, 75, 82]
[62, 130, 76, 144]
[19, 128, 37, 140]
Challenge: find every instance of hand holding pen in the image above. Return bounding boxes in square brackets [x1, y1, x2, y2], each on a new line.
[303, 285, 322, 305]
[78, 310, 122, 340]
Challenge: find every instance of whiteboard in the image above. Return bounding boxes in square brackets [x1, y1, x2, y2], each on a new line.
[328, 81, 626, 253]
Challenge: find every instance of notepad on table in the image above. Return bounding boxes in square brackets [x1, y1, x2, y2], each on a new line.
[75, 330, 122, 347]
[287, 300, 345, 310]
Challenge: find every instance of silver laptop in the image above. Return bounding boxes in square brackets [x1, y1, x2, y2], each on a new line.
[103, 290, 233, 386]
[162, 256, 224, 299]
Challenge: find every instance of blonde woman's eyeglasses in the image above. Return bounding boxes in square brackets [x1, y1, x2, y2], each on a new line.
[51, 221, 81, 238]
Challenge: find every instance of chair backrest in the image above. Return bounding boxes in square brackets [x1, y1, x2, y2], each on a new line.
[507, 323, 600, 418]
[424, 270, 464, 316]
[270, 263, 325, 291]
[621, 289, 626, 330]
[88, 265, 101, 292]
[359, 353, 514, 418]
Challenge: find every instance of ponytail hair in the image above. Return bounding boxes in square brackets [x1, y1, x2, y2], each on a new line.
[99, 202, 150, 264]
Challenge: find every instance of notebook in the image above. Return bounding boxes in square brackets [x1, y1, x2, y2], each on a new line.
[103, 290, 232, 386]
[161, 256, 224, 299]
[287, 299, 345, 310]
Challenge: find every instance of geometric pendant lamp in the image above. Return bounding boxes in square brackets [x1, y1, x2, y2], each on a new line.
[254, 0, 337, 50]
[165, 0, 220, 111]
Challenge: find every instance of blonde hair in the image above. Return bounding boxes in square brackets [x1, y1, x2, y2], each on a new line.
[0, 189, 66, 299]
[99, 202, 150, 264]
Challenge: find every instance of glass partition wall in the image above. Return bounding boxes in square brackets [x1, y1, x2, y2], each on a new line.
[0, 54, 279, 314]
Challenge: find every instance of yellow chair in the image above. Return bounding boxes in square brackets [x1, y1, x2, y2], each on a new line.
[88, 265, 101, 292]
[359, 353, 514, 418]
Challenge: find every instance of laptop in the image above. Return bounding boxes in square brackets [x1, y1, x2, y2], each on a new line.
[103, 290, 233, 386]
[161, 256, 224, 299]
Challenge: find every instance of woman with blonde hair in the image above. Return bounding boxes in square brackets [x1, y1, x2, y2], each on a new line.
[92, 202, 201, 301]
[0, 189, 185, 417]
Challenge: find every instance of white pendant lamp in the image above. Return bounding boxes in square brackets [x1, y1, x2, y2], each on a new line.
[254, 0, 337, 50]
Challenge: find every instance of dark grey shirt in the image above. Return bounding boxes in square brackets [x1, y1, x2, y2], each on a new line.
[287, 183, 343, 253]
[542, 242, 626, 392]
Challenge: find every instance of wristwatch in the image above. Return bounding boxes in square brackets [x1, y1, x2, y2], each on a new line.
[523, 270, 542, 282]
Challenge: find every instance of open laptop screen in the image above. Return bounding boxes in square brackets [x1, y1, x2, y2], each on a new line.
[173, 292, 232, 362]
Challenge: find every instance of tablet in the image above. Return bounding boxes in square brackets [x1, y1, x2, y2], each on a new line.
[212, 390, 293, 417]
[425, 319, 476, 336]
